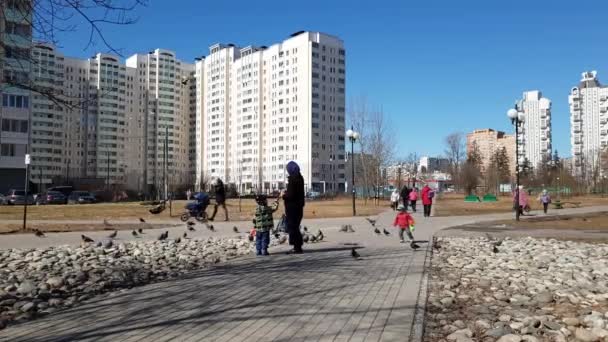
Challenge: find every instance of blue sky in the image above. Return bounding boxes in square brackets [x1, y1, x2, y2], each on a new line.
[55, 0, 608, 159]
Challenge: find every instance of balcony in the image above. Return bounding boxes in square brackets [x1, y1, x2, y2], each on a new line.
[573, 124, 582, 133]
[572, 114, 582, 122]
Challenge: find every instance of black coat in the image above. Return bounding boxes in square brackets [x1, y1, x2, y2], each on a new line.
[283, 173, 305, 211]
[214, 180, 226, 203]
[400, 186, 410, 200]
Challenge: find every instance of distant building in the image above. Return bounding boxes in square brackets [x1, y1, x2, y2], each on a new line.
[418, 156, 449, 174]
[466, 129, 516, 175]
[516, 90, 552, 169]
[569, 71, 608, 177]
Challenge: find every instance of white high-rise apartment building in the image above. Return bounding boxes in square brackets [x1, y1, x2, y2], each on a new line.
[515, 90, 552, 169]
[569, 71, 608, 177]
[198, 31, 346, 193]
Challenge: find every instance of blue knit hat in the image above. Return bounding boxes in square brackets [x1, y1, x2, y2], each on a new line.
[286, 161, 300, 176]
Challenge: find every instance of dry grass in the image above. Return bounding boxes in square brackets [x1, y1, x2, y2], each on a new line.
[0, 197, 386, 225]
[491, 211, 608, 230]
[434, 193, 608, 217]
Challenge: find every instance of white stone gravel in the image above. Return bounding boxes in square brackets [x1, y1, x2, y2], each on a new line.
[0, 236, 261, 329]
[425, 237, 608, 342]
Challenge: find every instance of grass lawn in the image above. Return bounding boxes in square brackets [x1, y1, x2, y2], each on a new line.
[434, 193, 608, 217]
[0, 197, 388, 233]
[490, 211, 608, 230]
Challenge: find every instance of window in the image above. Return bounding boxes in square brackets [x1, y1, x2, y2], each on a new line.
[2, 94, 29, 109]
[0, 144, 16, 157]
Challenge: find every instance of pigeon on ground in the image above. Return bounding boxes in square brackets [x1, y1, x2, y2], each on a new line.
[158, 231, 168, 241]
[278, 235, 287, 244]
[103, 219, 111, 227]
[139, 217, 146, 223]
[303, 234, 310, 243]
[366, 218, 377, 226]
[132, 230, 138, 237]
[374, 228, 381, 235]
[187, 226, 196, 231]
[339, 225, 348, 232]
[175, 237, 181, 244]
[317, 230, 324, 241]
[96, 241, 102, 247]
[303, 226, 308, 232]
[183, 232, 188, 238]
[351, 248, 360, 259]
[383, 228, 390, 236]
[34, 230, 45, 237]
[310, 234, 317, 243]
[410, 242, 420, 249]
[492, 245, 499, 253]
[138, 228, 144, 234]
[108, 230, 117, 238]
[81, 234, 94, 243]
[207, 224, 215, 232]
[347, 225, 355, 233]
[432, 237, 441, 250]
[274, 232, 280, 239]
[233, 226, 239, 233]
[187, 221, 195, 226]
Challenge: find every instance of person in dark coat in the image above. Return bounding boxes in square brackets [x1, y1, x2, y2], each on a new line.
[400, 186, 410, 209]
[209, 178, 229, 221]
[282, 161, 305, 254]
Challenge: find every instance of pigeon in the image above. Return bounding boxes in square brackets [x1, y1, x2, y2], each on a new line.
[494, 240, 503, 247]
[34, 229, 45, 237]
[347, 225, 356, 233]
[187, 221, 195, 226]
[139, 217, 146, 223]
[175, 237, 181, 244]
[303, 226, 308, 232]
[492, 245, 499, 254]
[432, 237, 441, 250]
[187, 226, 196, 231]
[81, 234, 94, 243]
[207, 224, 215, 232]
[96, 241, 102, 247]
[183, 232, 188, 238]
[132, 230, 138, 237]
[278, 235, 287, 244]
[233, 226, 239, 233]
[274, 232, 280, 239]
[158, 231, 168, 241]
[138, 228, 144, 234]
[317, 230, 324, 241]
[410, 242, 420, 250]
[103, 219, 112, 227]
[303, 234, 310, 243]
[310, 234, 317, 243]
[339, 225, 348, 232]
[366, 218, 377, 226]
[374, 228, 381, 235]
[351, 248, 360, 259]
[383, 228, 390, 236]
[108, 230, 117, 238]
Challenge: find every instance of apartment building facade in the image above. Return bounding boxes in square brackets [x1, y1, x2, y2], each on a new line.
[0, 0, 32, 192]
[466, 129, 516, 175]
[198, 31, 346, 193]
[515, 90, 552, 169]
[569, 71, 608, 177]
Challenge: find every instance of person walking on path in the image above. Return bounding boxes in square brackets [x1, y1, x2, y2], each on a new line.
[539, 189, 551, 214]
[409, 187, 419, 212]
[421, 185, 434, 217]
[282, 161, 305, 254]
[209, 178, 229, 221]
[400, 186, 410, 209]
[513, 185, 530, 216]
[393, 204, 419, 249]
[390, 189, 400, 210]
[252, 194, 279, 256]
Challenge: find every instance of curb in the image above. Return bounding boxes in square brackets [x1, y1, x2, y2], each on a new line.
[409, 240, 433, 342]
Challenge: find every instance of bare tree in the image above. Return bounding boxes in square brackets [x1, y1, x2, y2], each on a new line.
[1, 0, 147, 107]
[348, 96, 395, 202]
[444, 132, 465, 189]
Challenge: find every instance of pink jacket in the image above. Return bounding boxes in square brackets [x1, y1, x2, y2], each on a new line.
[513, 190, 529, 207]
[409, 190, 418, 201]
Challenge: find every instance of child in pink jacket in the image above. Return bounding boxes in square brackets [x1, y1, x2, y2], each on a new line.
[408, 187, 418, 212]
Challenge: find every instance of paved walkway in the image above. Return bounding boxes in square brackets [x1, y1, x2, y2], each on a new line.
[1, 204, 607, 341]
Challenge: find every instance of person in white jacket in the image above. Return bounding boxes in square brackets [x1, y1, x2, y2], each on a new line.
[390, 189, 400, 211]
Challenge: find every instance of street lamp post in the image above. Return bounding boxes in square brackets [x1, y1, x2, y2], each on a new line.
[346, 127, 359, 216]
[507, 107, 525, 221]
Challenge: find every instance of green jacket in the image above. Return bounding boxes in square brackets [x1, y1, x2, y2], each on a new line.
[253, 202, 279, 232]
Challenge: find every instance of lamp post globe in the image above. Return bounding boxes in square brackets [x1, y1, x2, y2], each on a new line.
[346, 129, 354, 139]
[346, 127, 358, 216]
[352, 131, 360, 140]
[507, 108, 518, 120]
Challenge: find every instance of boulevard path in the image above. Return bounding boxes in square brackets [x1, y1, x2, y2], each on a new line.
[1, 204, 607, 342]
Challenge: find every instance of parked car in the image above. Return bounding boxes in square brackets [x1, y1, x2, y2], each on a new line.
[6, 189, 35, 205]
[36, 191, 67, 205]
[47, 186, 74, 198]
[67, 191, 96, 204]
[306, 191, 321, 200]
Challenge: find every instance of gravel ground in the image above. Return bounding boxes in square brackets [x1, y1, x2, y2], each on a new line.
[425, 237, 608, 342]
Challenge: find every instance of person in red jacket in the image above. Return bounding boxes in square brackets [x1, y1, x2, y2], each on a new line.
[393, 204, 419, 249]
[421, 185, 434, 217]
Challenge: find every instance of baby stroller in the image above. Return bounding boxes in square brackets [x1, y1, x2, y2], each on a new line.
[180, 192, 210, 222]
